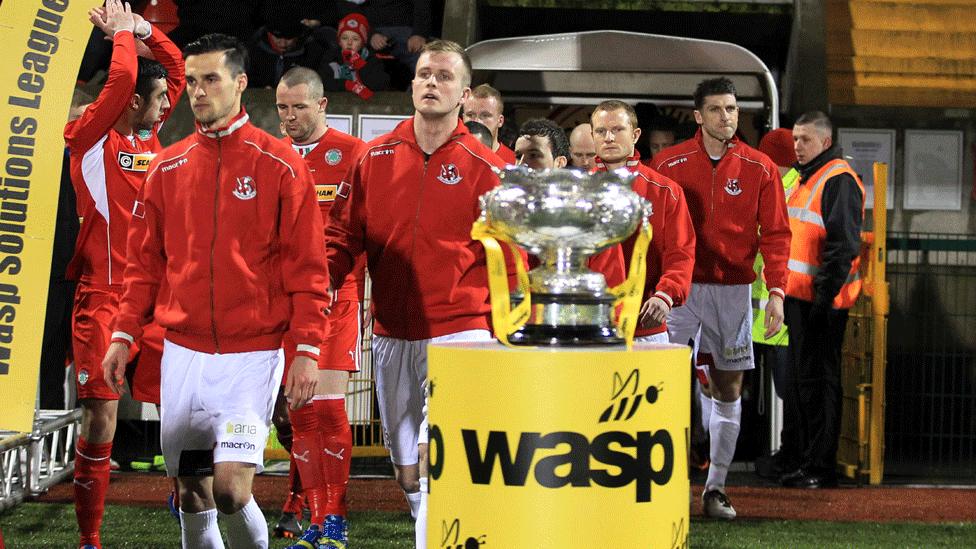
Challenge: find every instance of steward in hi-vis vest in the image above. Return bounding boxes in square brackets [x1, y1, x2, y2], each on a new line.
[752, 168, 799, 345]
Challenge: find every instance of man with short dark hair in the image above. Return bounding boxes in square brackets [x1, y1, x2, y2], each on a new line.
[327, 39, 506, 548]
[569, 122, 597, 171]
[65, 2, 184, 546]
[780, 111, 864, 489]
[513, 118, 571, 170]
[103, 33, 331, 548]
[646, 125, 676, 163]
[462, 84, 516, 164]
[654, 77, 791, 520]
[464, 120, 494, 150]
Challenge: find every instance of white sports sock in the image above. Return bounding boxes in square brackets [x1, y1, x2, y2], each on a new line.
[219, 496, 268, 549]
[180, 507, 224, 549]
[405, 490, 422, 519]
[415, 477, 428, 549]
[699, 391, 713, 433]
[706, 397, 741, 493]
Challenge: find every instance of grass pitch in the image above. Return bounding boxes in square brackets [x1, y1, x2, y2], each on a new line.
[2, 502, 975, 547]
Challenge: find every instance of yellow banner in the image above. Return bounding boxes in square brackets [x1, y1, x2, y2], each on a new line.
[428, 342, 691, 548]
[0, 0, 101, 432]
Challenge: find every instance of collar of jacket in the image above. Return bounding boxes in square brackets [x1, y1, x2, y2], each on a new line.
[796, 144, 842, 182]
[594, 150, 641, 173]
[692, 127, 740, 156]
[197, 108, 249, 139]
[391, 116, 469, 153]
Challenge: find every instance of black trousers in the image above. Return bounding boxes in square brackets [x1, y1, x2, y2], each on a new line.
[784, 297, 849, 475]
[755, 342, 801, 461]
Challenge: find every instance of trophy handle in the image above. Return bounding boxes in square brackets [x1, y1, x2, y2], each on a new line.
[471, 219, 532, 346]
[608, 220, 653, 350]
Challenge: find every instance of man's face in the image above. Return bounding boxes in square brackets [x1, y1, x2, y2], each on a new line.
[648, 129, 675, 159]
[462, 95, 503, 141]
[134, 78, 169, 131]
[339, 30, 363, 52]
[412, 51, 470, 118]
[269, 34, 298, 52]
[591, 108, 639, 164]
[694, 93, 738, 142]
[792, 123, 831, 166]
[276, 83, 326, 144]
[515, 134, 566, 170]
[185, 51, 246, 127]
[569, 124, 596, 170]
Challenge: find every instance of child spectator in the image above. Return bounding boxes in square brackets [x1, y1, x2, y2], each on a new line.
[322, 14, 390, 100]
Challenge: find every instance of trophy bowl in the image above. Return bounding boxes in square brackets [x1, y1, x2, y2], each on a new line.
[479, 166, 648, 345]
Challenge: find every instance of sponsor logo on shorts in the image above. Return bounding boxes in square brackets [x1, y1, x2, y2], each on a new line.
[78, 370, 89, 385]
[723, 344, 751, 361]
[219, 441, 257, 451]
[316, 184, 338, 202]
[226, 422, 259, 436]
[118, 151, 156, 172]
[325, 148, 343, 165]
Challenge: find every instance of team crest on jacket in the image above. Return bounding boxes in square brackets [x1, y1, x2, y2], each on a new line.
[437, 163, 462, 185]
[233, 176, 257, 200]
[724, 178, 742, 196]
[325, 148, 342, 166]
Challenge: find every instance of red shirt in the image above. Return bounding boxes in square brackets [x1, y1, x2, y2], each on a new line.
[114, 110, 331, 356]
[64, 28, 184, 288]
[495, 142, 516, 165]
[284, 128, 367, 302]
[654, 130, 790, 293]
[327, 118, 506, 340]
[596, 154, 696, 336]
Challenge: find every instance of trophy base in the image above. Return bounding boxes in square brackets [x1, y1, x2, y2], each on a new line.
[508, 324, 623, 346]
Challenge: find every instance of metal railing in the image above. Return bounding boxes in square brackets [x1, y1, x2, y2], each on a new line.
[0, 408, 80, 511]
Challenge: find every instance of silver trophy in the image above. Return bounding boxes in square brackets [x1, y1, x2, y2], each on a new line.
[478, 166, 650, 345]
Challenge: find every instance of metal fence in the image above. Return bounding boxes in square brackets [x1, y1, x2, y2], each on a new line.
[884, 232, 976, 479]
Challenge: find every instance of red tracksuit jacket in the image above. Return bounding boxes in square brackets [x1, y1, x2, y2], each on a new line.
[113, 110, 331, 356]
[596, 154, 696, 336]
[327, 117, 506, 341]
[654, 130, 791, 293]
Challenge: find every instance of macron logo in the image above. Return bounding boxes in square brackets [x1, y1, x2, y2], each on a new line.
[370, 149, 394, 157]
[666, 157, 688, 168]
[161, 158, 188, 172]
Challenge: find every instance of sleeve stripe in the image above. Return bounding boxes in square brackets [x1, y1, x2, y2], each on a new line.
[296, 344, 321, 356]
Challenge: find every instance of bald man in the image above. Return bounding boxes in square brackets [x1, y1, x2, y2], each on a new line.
[569, 123, 596, 171]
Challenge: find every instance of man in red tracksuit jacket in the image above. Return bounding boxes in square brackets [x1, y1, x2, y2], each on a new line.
[654, 77, 791, 520]
[326, 40, 505, 548]
[63, 2, 184, 546]
[102, 34, 331, 549]
[589, 101, 696, 344]
[271, 66, 368, 546]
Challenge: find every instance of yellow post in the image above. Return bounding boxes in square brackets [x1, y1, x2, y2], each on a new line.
[428, 342, 690, 548]
[869, 162, 889, 485]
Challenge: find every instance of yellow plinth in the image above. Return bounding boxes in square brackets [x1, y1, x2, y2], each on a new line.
[427, 341, 690, 548]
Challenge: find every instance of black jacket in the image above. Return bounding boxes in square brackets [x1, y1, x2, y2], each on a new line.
[335, 0, 432, 38]
[247, 29, 329, 89]
[795, 145, 864, 307]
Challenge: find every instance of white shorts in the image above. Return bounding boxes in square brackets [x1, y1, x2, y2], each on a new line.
[159, 339, 284, 477]
[635, 332, 670, 344]
[373, 329, 492, 466]
[667, 283, 753, 371]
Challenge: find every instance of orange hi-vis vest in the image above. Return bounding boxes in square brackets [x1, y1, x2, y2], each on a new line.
[786, 158, 865, 309]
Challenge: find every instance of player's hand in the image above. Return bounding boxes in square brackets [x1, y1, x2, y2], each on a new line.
[370, 32, 390, 51]
[639, 296, 670, 328]
[407, 35, 427, 53]
[284, 355, 318, 410]
[100, 0, 135, 36]
[764, 293, 785, 338]
[102, 341, 131, 395]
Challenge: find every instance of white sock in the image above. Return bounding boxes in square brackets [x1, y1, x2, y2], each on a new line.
[415, 477, 428, 549]
[219, 496, 268, 549]
[180, 508, 225, 549]
[699, 391, 713, 433]
[706, 397, 741, 493]
[405, 489, 422, 519]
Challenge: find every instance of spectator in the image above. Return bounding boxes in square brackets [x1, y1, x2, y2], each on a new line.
[322, 13, 390, 100]
[248, 16, 328, 89]
[335, 0, 431, 73]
